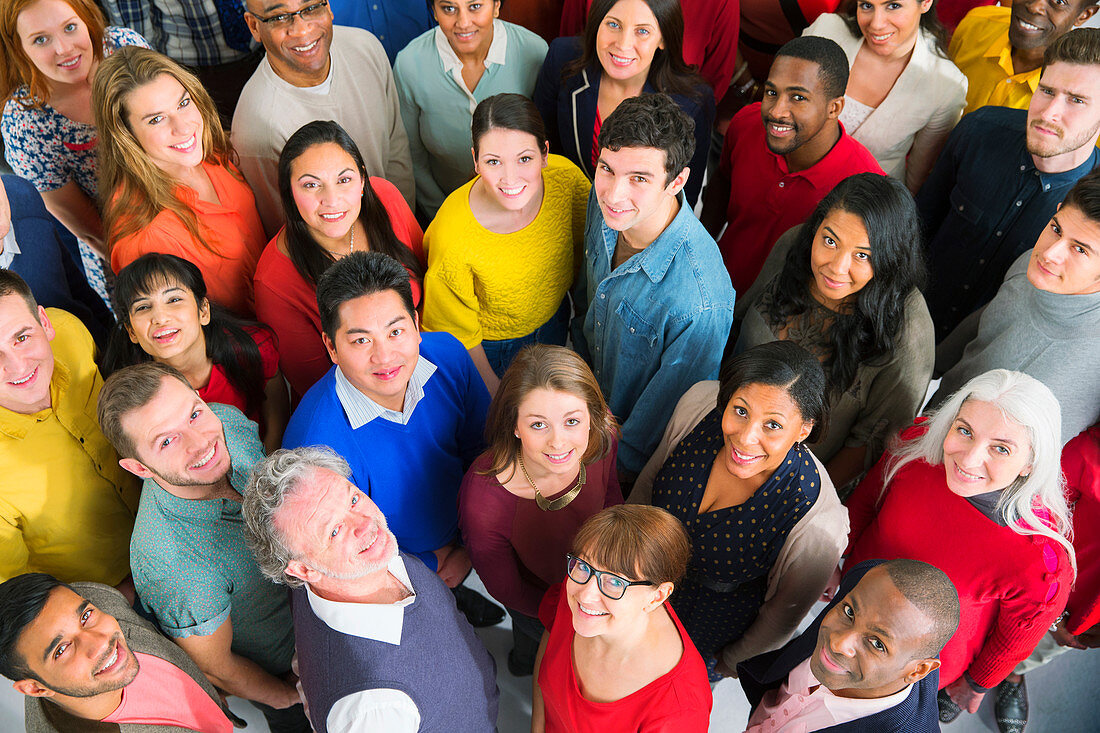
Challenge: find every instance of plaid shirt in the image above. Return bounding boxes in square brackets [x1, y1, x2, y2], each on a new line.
[100, 0, 256, 67]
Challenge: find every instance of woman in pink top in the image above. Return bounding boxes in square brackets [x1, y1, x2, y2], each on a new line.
[254, 120, 425, 399]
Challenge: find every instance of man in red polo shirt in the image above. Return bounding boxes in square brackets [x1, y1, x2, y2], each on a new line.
[702, 36, 884, 294]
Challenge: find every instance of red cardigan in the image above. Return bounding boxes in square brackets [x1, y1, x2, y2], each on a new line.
[844, 425, 1073, 689]
[1064, 424, 1100, 636]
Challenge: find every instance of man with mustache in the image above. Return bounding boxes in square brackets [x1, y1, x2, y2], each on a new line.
[738, 559, 960, 733]
[701, 35, 883, 295]
[918, 28, 1100, 341]
[950, 0, 1097, 115]
[97, 362, 309, 732]
[0, 573, 233, 732]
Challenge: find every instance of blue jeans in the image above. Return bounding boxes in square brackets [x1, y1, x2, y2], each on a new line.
[481, 297, 570, 378]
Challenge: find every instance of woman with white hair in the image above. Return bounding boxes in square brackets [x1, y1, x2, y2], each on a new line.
[843, 369, 1075, 723]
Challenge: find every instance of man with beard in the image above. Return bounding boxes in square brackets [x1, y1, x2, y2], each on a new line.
[701, 36, 883, 294]
[0, 573, 232, 732]
[738, 559, 960, 733]
[950, 0, 1098, 115]
[242, 446, 500, 733]
[918, 29, 1100, 341]
[96, 362, 309, 732]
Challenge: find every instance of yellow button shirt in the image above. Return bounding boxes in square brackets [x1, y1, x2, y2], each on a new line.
[0, 309, 139, 584]
[950, 6, 1039, 115]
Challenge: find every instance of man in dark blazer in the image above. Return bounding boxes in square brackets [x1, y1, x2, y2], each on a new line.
[738, 559, 960, 732]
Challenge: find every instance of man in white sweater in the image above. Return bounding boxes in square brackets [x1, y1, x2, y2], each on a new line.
[234, 0, 415, 236]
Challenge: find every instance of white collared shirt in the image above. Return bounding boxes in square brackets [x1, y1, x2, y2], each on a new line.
[433, 19, 508, 112]
[0, 226, 20, 269]
[333, 356, 438, 428]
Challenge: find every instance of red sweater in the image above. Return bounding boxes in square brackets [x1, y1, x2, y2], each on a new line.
[845, 425, 1072, 689]
[1064, 425, 1100, 635]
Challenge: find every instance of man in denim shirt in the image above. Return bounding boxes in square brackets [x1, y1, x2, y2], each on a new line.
[572, 93, 736, 485]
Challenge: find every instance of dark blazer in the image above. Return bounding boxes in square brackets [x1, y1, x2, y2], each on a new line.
[532, 36, 715, 207]
[738, 560, 942, 733]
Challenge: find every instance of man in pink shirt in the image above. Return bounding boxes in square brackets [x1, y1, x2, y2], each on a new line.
[737, 559, 960, 733]
[0, 573, 232, 733]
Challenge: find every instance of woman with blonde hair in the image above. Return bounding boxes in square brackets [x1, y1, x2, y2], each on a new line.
[1, 0, 149, 300]
[844, 369, 1075, 722]
[93, 45, 264, 316]
[459, 344, 622, 675]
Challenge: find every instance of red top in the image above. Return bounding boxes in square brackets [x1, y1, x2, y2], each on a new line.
[717, 103, 883, 294]
[197, 326, 279, 427]
[252, 177, 424, 399]
[458, 445, 623, 618]
[1064, 424, 1100, 635]
[101, 652, 231, 733]
[537, 582, 711, 732]
[559, 0, 740, 103]
[738, 0, 843, 80]
[110, 161, 266, 317]
[937, 0, 998, 30]
[845, 423, 1073, 689]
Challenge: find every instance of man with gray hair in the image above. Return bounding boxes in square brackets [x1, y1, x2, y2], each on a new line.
[243, 446, 499, 733]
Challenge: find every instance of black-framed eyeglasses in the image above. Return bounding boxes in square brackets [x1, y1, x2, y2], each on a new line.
[249, 0, 329, 28]
[565, 554, 654, 601]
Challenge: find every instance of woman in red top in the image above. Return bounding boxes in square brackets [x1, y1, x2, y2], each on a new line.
[93, 47, 265, 316]
[844, 369, 1075, 724]
[103, 253, 289, 453]
[253, 120, 425, 399]
[533, 504, 712, 732]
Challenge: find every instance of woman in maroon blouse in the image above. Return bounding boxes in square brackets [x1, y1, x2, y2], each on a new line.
[458, 344, 622, 675]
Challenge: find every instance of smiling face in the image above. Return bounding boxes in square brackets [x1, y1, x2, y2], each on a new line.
[855, 0, 931, 61]
[290, 141, 364, 245]
[808, 208, 875, 309]
[245, 0, 333, 87]
[941, 399, 1033, 498]
[1027, 62, 1100, 167]
[761, 55, 841, 157]
[16, 0, 95, 89]
[0, 294, 56, 415]
[433, 0, 500, 57]
[810, 566, 936, 699]
[473, 127, 548, 212]
[595, 0, 664, 86]
[593, 145, 685, 235]
[124, 74, 205, 180]
[124, 278, 210, 364]
[322, 289, 421, 412]
[719, 382, 814, 484]
[1027, 204, 1100, 295]
[515, 388, 591, 481]
[118, 376, 232, 493]
[566, 552, 663, 639]
[278, 467, 398, 584]
[13, 586, 138, 699]
[1009, 0, 1097, 52]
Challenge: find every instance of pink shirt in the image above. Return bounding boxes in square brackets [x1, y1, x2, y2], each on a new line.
[102, 652, 232, 733]
[745, 658, 910, 733]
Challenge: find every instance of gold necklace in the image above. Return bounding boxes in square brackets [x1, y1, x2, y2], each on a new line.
[348, 224, 355, 254]
[517, 451, 585, 511]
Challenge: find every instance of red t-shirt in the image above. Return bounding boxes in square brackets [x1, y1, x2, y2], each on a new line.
[1064, 424, 1100, 635]
[197, 326, 278, 426]
[101, 652, 231, 733]
[536, 582, 712, 733]
[717, 103, 883, 294]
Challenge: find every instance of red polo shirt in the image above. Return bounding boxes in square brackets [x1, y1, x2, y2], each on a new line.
[717, 102, 883, 294]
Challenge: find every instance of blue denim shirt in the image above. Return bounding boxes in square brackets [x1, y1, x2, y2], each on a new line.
[572, 190, 736, 475]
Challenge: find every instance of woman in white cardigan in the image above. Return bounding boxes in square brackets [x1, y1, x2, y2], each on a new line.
[804, 1, 967, 192]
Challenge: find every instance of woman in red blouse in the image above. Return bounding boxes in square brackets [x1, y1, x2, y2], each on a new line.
[844, 369, 1075, 723]
[532, 504, 712, 732]
[254, 120, 425, 399]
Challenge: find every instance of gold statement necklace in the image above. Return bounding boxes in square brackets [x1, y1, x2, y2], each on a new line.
[517, 451, 586, 511]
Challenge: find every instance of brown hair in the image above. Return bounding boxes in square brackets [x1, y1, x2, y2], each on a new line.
[482, 344, 618, 477]
[572, 505, 690, 586]
[0, 0, 106, 108]
[0, 269, 40, 320]
[1043, 27, 1100, 70]
[97, 361, 194, 460]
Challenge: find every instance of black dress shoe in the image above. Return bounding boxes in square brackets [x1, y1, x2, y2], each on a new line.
[507, 647, 534, 677]
[995, 676, 1029, 733]
[452, 585, 505, 627]
[938, 689, 964, 724]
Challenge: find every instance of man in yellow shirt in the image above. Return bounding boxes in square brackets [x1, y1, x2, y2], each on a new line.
[950, 1, 1097, 114]
[0, 270, 138, 591]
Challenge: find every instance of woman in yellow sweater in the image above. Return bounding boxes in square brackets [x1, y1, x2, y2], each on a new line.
[423, 93, 591, 393]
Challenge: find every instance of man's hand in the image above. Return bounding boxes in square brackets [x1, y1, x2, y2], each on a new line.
[1052, 619, 1087, 650]
[944, 677, 985, 714]
[433, 544, 472, 588]
[1074, 620, 1100, 649]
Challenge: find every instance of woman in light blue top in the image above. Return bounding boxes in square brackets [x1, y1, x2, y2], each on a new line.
[394, 0, 547, 220]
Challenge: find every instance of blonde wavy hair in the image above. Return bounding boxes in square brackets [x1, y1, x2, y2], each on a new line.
[92, 46, 236, 255]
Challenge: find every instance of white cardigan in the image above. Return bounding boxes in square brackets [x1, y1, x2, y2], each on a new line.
[804, 14, 967, 190]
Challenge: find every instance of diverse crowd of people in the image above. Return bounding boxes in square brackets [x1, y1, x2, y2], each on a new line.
[1, 1, 1099, 732]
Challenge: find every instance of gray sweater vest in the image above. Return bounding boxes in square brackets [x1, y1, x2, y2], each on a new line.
[293, 553, 499, 732]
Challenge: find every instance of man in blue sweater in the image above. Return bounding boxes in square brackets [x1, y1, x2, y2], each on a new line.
[282, 252, 502, 626]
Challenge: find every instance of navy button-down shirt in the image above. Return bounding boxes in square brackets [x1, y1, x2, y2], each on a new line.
[916, 106, 1099, 341]
[330, 0, 434, 63]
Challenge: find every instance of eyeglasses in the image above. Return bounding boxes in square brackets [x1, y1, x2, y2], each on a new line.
[565, 554, 654, 601]
[250, 0, 329, 28]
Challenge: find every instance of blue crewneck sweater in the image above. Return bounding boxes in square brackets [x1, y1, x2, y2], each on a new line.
[283, 331, 489, 569]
